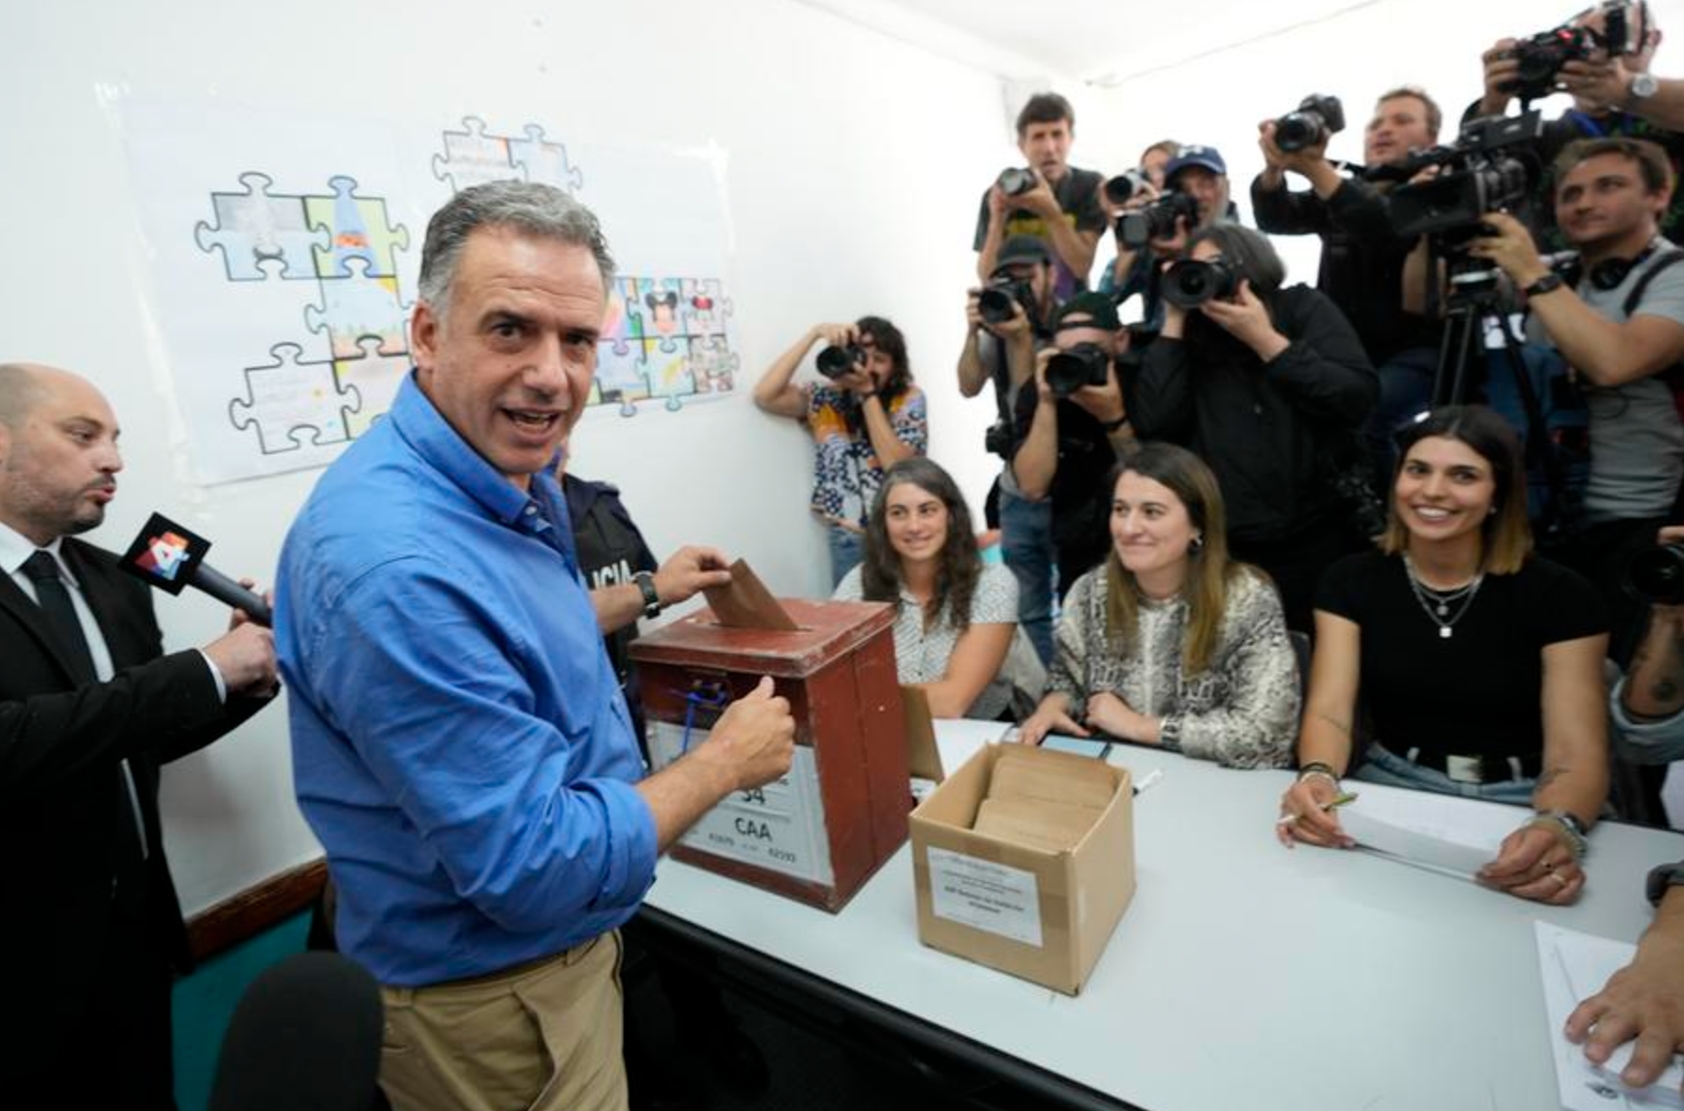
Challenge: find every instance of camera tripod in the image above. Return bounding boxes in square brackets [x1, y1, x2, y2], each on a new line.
[1428, 260, 1575, 541]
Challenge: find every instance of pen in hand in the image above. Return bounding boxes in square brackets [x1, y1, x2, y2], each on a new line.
[1276, 791, 1358, 828]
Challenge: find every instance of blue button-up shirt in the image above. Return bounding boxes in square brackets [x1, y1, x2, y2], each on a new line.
[276, 374, 657, 986]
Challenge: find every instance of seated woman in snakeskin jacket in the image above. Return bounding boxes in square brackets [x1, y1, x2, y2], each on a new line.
[1018, 442, 1300, 767]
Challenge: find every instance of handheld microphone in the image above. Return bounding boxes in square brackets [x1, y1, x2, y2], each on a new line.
[208, 952, 383, 1111]
[118, 512, 273, 626]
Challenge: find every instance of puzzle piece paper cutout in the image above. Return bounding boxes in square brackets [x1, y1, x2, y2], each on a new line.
[680, 279, 732, 341]
[195, 173, 328, 281]
[335, 340, 410, 437]
[305, 175, 412, 279]
[228, 343, 362, 453]
[508, 124, 585, 193]
[304, 257, 409, 359]
[432, 116, 519, 193]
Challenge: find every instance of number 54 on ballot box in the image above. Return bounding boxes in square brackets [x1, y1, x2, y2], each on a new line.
[629, 587, 911, 912]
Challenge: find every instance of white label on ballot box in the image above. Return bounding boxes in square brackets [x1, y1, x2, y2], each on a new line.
[926, 847, 1043, 947]
[647, 720, 834, 887]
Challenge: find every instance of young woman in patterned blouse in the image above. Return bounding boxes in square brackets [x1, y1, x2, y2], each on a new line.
[1019, 442, 1300, 767]
[753, 317, 928, 587]
[834, 458, 1041, 720]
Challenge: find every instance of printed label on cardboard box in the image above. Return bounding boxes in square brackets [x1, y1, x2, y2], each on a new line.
[647, 720, 835, 886]
[926, 846, 1043, 947]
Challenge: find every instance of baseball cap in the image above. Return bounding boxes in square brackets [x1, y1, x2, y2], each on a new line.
[1052, 292, 1122, 333]
[1164, 144, 1228, 182]
[994, 235, 1053, 271]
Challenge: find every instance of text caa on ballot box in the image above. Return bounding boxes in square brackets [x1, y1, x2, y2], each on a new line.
[632, 597, 910, 912]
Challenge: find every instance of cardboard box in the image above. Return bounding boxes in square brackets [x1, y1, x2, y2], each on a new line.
[629, 597, 910, 912]
[910, 743, 1135, 995]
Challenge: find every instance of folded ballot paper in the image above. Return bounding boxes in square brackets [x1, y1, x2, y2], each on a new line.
[1334, 780, 1520, 880]
[1535, 921, 1684, 1110]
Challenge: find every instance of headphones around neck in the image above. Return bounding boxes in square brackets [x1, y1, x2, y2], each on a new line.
[1587, 239, 1663, 290]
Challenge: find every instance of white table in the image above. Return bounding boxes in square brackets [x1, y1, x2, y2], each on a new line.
[640, 721, 1684, 1111]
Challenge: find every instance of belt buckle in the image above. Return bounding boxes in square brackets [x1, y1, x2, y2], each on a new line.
[1446, 754, 1484, 784]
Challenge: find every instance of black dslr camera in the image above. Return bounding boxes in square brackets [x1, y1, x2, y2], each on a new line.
[1161, 257, 1242, 309]
[997, 167, 1037, 196]
[1504, 2, 1639, 103]
[1118, 191, 1200, 249]
[1386, 110, 1544, 243]
[1274, 94, 1346, 153]
[978, 276, 1034, 325]
[815, 344, 865, 379]
[1044, 343, 1111, 399]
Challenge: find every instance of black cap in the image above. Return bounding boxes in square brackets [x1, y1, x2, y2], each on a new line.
[995, 235, 1053, 271]
[1052, 292, 1121, 333]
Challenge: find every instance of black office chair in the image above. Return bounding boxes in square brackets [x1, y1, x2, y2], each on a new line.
[209, 951, 384, 1111]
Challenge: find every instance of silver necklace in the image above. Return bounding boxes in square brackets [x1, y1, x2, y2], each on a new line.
[1403, 554, 1484, 639]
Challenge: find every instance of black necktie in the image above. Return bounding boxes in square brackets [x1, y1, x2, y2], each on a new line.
[22, 550, 149, 881]
[23, 550, 97, 683]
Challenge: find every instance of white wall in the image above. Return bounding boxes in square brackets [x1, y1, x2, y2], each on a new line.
[0, 0, 1013, 911]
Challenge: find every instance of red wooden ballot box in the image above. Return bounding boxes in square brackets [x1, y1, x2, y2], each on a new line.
[628, 598, 910, 912]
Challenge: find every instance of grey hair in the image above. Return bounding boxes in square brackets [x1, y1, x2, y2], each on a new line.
[417, 181, 617, 315]
[0, 363, 47, 430]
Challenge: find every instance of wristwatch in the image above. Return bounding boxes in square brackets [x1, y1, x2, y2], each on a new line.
[1646, 860, 1684, 907]
[1630, 71, 1660, 103]
[632, 571, 662, 620]
[1523, 272, 1565, 299]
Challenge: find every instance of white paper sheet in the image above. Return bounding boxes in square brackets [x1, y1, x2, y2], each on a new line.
[1335, 780, 1519, 879]
[1535, 921, 1684, 1110]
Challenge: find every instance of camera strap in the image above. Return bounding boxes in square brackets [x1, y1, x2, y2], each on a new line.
[1621, 248, 1684, 426]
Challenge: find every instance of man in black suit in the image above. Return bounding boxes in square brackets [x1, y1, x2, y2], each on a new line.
[0, 363, 278, 1107]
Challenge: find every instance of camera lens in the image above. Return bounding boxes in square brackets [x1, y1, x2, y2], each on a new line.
[1162, 259, 1237, 309]
[978, 287, 1017, 324]
[997, 167, 1036, 196]
[1104, 171, 1146, 206]
[1274, 112, 1321, 153]
[1628, 544, 1684, 605]
[1043, 352, 1088, 399]
[815, 345, 861, 379]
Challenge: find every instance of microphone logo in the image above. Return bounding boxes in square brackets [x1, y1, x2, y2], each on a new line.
[135, 530, 192, 582]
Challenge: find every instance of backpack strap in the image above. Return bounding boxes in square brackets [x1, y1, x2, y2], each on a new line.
[1622, 248, 1684, 317]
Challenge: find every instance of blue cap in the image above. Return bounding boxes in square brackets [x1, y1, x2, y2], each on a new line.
[1165, 144, 1227, 182]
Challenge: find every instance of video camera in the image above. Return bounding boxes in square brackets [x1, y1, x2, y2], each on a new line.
[1274, 94, 1346, 154]
[815, 344, 865, 380]
[1386, 110, 1545, 243]
[1118, 191, 1200, 249]
[1504, 1, 1644, 103]
[1161, 257, 1242, 309]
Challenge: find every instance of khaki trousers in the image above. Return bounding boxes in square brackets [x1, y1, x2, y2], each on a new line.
[378, 932, 627, 1111]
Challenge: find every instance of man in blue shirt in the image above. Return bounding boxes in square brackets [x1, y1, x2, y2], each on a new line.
[276, 181, 795, 1111]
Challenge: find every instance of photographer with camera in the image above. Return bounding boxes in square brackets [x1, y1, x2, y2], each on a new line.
[1099, 145, 1236, 331]
[1011, 294, 1139, 599]
[753, 318, 928, 587]
[1474, 1, 1684, 244]
[959, 235, 1061, 662]
[1132, 225, 1377, 634]
[1252, 88, 1446, 469]
[975, 92, 1107, 301]
[1467, 137, 1684, 662]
